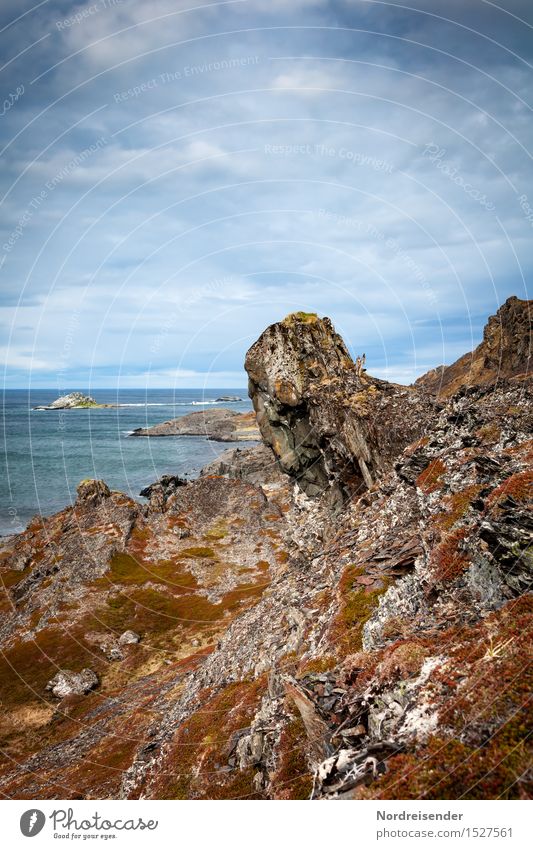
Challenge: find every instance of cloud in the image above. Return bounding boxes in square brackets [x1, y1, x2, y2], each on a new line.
[0, 0, 531, 388]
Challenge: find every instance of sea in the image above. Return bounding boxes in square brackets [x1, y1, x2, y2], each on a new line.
[0, 388, 252, 537]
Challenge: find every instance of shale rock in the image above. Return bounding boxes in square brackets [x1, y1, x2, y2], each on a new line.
[76, 478, 111, 506]
[415, 295, 532, 397]
[200, 443, 286, 487]
[245, 311, 434, 500]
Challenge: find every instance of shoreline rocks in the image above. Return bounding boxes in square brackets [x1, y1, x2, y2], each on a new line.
[129, 407, 260, 441]
[200, 443, 287, 487]
[1, 297, 531, 802]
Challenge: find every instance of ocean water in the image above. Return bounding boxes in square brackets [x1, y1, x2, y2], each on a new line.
[0, 389, 252, 537]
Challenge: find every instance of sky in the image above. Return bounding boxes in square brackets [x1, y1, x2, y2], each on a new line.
[0, 0, 531, 390]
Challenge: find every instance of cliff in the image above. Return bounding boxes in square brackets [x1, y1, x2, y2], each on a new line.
[245, 312, 434, 502]
[0, 299, 531, 801]
[415, 296, 531, 397]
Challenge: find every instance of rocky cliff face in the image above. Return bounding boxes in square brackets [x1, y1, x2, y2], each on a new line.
[415, 296, 531, 397]
[245, 312, 434, 502]
[0, 300, 531, 801]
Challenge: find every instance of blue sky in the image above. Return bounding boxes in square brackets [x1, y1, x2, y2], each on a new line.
[0, 0, 531, 390]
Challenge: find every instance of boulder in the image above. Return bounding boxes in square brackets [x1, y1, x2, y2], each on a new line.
[140, 475, 186, 500]
[76, 479, 111, 506]
[200, 443, 286, 487]
[119, 630, 141, 645]
[130, 408, 260, 441]
[46, 668, 99, 699]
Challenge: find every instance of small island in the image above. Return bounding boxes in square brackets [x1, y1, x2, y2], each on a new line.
[34, 392, 115, 410]
[215, 395, 243, 402]
[130, 408, 259, 441]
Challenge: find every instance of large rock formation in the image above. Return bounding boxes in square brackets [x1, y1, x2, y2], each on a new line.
[415, 295, 531, 397]
[245, 312, 434, 501]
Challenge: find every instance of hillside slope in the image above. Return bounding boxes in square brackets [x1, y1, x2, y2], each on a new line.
[0, 299, 531, 800]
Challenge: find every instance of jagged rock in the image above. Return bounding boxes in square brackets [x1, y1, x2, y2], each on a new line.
[46, 668, 99, 698]
[201, 443, 286, 487]
[0, 299, 531, 802]
[76, 478, 111, 506]
[245, 312, 434, 500]
[415, 296, 532, 397]
[139, 475, 187, 511]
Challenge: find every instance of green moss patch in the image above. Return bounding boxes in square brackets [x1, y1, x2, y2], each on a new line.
[272, 713, 313, 799]
[154, 677, 267, 799]
[330, 565, 391, 659]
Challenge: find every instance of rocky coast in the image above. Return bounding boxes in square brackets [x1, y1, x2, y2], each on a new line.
[130, 408, 260, 441]
[0, 296, 531, 800]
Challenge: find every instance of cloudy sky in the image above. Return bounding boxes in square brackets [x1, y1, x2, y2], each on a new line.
[0, 0, 531, 390]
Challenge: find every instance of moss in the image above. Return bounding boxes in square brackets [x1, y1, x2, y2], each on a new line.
[154, 677, 267, 799]
[330, 565, 391, 659]
[416, 459, 446, 494]
[428, 528, 470, 584]
[282, 311, 318, 325]
[487, 470, 533, 509]
[0, 625, 101, 712]
[180, 546, 216, 559]
[105, 552, 198, 591]
[432, 485, 483, 532]
[0, 569, 27, 589]
[298, 655, 336, 676]
[377, 641, 428, 684]
[272, 714, 313, 799]
[203, 521, 228, 541]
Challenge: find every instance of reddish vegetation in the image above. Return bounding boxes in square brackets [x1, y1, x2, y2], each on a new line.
[486, 470, 533, 509]
[359, 595, 533, 800]
[427, 528, 471, 584]
[151, 677, 267, 800]
[416, 459, 446, 494]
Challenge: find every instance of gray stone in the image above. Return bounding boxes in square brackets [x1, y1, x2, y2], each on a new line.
[46, 668, 99, 699]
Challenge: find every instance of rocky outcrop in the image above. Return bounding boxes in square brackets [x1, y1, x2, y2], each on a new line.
[46, 669, 99, 699]
[130, 408, 260, 441]
[245, 312, 434, 501]
[201, 443, 287, 487]
[139, 474, 187, 511]
[34, 392, 111, 410]
[0, 299, 531, 802]
[415, 295, 531, 397]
